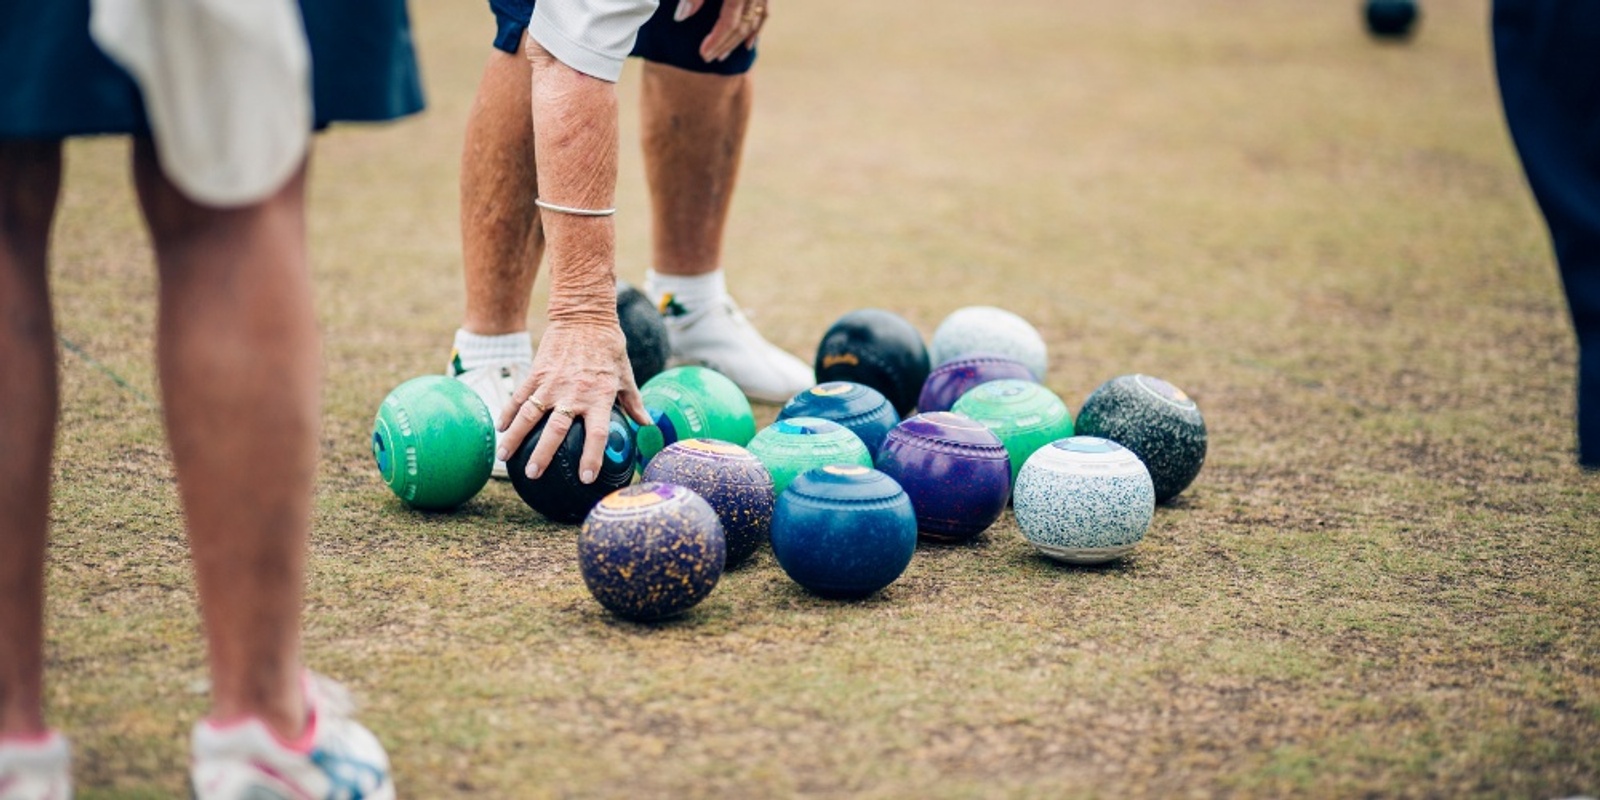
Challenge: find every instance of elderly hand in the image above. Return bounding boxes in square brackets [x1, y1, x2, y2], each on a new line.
[497, 319, 651, 484]
[675, 0, 768, 63]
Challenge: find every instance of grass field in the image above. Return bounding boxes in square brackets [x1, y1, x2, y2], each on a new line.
[39, 0, 1600, 796]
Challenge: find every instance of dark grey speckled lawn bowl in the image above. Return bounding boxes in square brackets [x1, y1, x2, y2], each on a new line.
[1074, 374, 1206, 504]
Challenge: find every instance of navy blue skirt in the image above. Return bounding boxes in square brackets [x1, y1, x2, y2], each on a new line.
[0, 0, 426, 138]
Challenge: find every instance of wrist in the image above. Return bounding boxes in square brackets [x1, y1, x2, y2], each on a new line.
[546, 269, 619, 327]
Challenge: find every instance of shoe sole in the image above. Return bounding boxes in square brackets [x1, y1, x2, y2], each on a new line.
[190, 778, 396, 800]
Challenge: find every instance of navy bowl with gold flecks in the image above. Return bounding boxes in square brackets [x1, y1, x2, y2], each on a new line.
[578, 482, 726, 621]
[642, 439, 774, 569]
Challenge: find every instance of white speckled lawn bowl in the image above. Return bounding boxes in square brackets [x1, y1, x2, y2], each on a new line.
[928, 305, 1049, 380]
[1012, 437, 1155, 564]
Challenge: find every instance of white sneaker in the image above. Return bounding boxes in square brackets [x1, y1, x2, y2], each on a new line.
[0, 732, 70, 800]
[663, 296, 814, 404]
[190, 674, 393, 800]
[453, 362, 530, 480]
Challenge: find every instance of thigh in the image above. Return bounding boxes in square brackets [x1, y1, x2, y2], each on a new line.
[0, 142, 64, 270]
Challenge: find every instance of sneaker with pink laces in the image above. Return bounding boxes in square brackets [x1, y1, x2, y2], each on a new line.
[189, 674, 393, 800]
[0, 731, 70, 800]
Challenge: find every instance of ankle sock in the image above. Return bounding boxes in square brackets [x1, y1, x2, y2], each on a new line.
[450, 329, 533, 375]
[644, 269, 725, 319]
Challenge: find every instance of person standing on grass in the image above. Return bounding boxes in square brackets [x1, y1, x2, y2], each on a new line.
[0, 1, 421, 797]
[1494, 0, 1600, 471]
[451, 0, 813, 483]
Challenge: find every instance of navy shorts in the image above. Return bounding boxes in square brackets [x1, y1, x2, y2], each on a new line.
[0, 0, 425, 139]
[490, 0, 756, 76]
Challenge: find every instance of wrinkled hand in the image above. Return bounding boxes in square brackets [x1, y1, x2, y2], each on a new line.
[675, 0, 768, 63]
[497, 320, 651, 483]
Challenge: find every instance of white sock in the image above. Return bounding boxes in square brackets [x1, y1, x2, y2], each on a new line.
[644, 269, 725, 319]
[450, 329, 533, 374]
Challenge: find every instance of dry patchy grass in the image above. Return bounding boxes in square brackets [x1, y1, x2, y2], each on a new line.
[39, 0, 1600, 797]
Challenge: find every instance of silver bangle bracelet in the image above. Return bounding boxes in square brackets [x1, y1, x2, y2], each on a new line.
[534, 198, 617, 217]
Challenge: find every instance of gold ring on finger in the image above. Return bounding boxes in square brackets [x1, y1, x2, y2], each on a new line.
[527, 398, 548, 414]
[554, 405, 577, 419]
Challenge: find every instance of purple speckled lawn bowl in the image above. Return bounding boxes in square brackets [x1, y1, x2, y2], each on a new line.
[874, 411, 1011, 543]
[915, 354, 1035, 413]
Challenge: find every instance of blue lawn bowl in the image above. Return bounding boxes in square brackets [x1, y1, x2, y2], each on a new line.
[578, 482, 726, 621]
[776, 381, 900, 458]
[771, 466, 917, 598]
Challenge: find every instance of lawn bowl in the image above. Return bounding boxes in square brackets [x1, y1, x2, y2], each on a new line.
[814, 308, 930, 417]
[916, 354, 1035, 414]
[642, 438, 775, 568]
[1013, 437, 1155, 564]
[874, 411, 1011, 543]
[617, 281, 670, 386]
[507, 406, 637, 524]
[636, 365, 757, 470]
[578, 482, 726, 621]
[372, 375, 496, 512]
[952, 379, 1075, 487]
[928, 306, 1048, 380]
[1364, 0, 1419, 39]
[776, 381, 900, 457]
[746, 417, 873, 496]
[1074, 374, 1206, 504]
[770, 466, 917, 598]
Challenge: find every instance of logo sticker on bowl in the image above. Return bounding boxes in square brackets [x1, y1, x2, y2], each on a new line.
[1134, 375, 1197, 410]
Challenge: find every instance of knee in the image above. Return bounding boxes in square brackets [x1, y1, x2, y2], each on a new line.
[132, 142, 223, 248]
[133, 140, 306, 253]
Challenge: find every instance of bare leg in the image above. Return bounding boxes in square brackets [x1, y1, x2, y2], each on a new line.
[461, 37, 545, 336]
[132, 140, 313, 739]
[636, 61, 812, 402]
[0, 141, 63, 738]
[640, 62, 751, 277]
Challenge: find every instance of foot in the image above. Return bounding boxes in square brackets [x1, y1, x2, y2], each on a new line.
[662, 295, 814, 404]
[452, 361, 531, 480]
[191, 674, 393, 800]
[0, 732, 70, 800]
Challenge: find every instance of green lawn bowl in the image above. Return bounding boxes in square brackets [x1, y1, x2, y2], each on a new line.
[746, 417, 873, 496]
[636, 365, 757, 469]
[951, 379, 1074, 487]
[372, 375, 496, 511]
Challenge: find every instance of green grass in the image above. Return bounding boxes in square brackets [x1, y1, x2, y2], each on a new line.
[38, 0, 1600, 796]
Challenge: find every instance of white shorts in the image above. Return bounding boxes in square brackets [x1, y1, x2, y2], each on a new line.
[528, 0, 660, 82]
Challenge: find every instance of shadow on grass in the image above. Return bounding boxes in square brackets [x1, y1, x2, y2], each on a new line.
[1008, 546, 1146, 579]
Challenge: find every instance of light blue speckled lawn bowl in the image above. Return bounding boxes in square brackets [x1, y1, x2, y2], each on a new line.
[1013, 437, 1156, 564]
